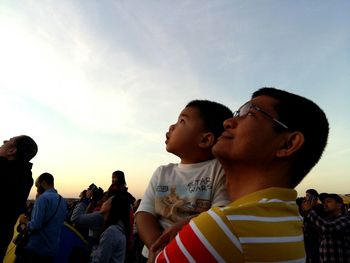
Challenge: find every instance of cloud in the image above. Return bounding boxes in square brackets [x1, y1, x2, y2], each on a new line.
[0, 1, 202, 139]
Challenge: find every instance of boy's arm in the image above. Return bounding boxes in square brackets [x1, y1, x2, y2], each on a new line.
[136, 211, 163, 249]
[135, 166, 163, 249]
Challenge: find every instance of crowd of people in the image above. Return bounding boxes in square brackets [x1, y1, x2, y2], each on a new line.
[1, 87, 349, 263]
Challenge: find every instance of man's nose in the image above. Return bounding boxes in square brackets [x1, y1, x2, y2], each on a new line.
[223, 117, 237, 129]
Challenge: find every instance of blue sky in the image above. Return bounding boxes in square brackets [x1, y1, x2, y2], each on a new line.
[0, 1, 349, 199]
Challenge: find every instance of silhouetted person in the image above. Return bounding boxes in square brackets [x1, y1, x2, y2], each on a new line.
[0, 135, 37, 261]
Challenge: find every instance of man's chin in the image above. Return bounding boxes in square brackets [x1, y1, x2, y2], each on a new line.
[212, 143, 222, 158]
[213, 137, 227, 150]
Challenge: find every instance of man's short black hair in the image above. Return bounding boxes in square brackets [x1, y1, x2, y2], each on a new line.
[252, 87, 329, 187]
[37, 172, 54, 186]
[13, 135, 38, 162]
[306, 189, 319, 198]
[186, 100, 232, 139]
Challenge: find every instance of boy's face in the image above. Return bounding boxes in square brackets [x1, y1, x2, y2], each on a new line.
[165, 106, 206, 161]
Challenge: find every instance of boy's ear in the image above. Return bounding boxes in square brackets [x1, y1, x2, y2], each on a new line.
[276, 131, 304, 158]
[198, 132, 215, 148]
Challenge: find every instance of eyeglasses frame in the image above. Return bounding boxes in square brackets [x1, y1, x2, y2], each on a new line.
[233, 101, 288, 129]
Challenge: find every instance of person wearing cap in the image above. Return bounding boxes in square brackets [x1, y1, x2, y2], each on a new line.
[303, 193, 350, 262]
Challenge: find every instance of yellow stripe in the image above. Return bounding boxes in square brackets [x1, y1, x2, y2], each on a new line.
[232, 220, 303, 238]
[191, 188, 305, 262]
[243, 241, 305, 262]
[193, 208, 244, 262]
[228, 202, 300, 217]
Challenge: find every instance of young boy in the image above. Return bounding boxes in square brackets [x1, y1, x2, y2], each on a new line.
[135, 100, 232, 259]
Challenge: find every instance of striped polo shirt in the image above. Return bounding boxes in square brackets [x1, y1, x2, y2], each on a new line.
[155, 187, 306, 263]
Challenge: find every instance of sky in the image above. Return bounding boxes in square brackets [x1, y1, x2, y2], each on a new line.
[0, 0, 349, 199]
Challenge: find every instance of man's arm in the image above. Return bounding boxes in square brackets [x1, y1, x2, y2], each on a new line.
[151, 207, 243, 263]
[70, 201, 88, 223]
[27, 197, 45, 232]
[135, 211, 163, 249]
[150, 216, 193, 255]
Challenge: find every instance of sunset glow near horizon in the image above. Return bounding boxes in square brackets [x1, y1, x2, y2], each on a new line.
[0, 1, 349, 200]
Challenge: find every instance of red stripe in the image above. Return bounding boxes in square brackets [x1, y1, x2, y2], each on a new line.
[177, 223, 218, 262]
[156, 236, 189, 263]
[155, 251, 166, 262]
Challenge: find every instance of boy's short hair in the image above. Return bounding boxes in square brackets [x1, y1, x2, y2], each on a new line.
[186, 100, 232, 139]
[252, 87, 329, 187]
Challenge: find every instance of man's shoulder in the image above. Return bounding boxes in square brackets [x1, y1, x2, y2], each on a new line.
[38, 190, 57, 201]
[336, 213, 350, 222]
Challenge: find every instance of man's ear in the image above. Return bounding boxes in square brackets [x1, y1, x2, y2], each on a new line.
[198, 132, 215, 148]
[276, 132, 304, 158]
[6, 147, 17, 160]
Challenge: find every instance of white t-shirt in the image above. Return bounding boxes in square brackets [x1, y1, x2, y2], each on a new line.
[137, 158, 229, 229]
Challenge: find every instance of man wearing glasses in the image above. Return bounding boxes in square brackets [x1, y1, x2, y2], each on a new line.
[150, 87, 329, 262]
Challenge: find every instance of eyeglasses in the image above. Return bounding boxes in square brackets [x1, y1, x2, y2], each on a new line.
[233, 101, 288, 129]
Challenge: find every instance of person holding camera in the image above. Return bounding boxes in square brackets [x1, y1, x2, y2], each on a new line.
[302, 189, 323, 263]
[303, 193, 350, 262]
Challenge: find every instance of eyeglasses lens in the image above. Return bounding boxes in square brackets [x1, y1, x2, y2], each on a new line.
[239, 102, 251, 117]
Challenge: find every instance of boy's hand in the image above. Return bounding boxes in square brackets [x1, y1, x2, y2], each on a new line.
[151, 217, 191, 253]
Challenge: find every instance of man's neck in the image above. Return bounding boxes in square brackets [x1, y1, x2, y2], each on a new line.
[328, 210, 342, 218]
[44, 186, 55, 191]
[224, 164, 290, 202]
